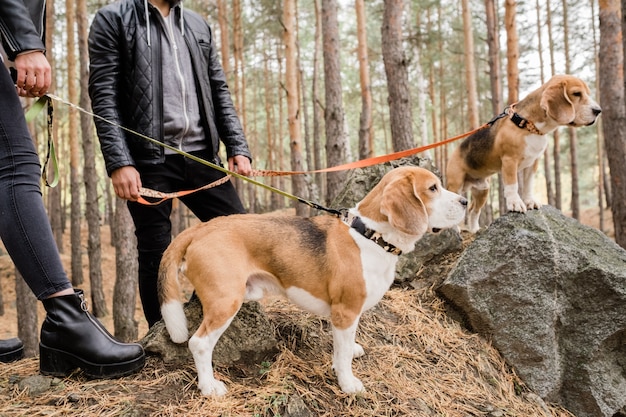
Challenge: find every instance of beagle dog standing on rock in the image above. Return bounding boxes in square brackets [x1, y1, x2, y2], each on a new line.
[158, 166, 467, 396]
[446, 74, 602, 233]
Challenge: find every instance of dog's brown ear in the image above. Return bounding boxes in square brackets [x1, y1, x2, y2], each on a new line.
[540, 80, 576, 124]
[380, 176, 429, 237]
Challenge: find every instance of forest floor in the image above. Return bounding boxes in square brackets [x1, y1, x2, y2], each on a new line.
[0, 207, 613, 416]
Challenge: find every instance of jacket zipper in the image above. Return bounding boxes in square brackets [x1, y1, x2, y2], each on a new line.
[166, 14, 190, 151]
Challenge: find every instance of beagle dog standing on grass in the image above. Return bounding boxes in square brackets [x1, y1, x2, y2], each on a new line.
[158, 166, 467, 396]
[446, 74, 602, 233]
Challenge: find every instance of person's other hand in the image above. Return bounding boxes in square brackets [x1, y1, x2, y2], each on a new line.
[228, 155, 252, 176]
[14, 51, 51, 97]
[111, 166, 142, 201]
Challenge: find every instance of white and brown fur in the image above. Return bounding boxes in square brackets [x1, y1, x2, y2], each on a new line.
[158, 166, 467, 396]
[446, 74, 601, 233]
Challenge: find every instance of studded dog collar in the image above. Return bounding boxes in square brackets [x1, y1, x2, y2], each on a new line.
[341, 212, 402, 256]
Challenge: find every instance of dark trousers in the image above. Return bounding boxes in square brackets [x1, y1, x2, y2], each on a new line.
[0, 66, 72, 299]
[127, 151, 245, 327]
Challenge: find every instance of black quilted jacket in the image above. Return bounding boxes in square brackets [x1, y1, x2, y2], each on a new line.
[0, 0, 46, 60]
[87, 0, 251, 176]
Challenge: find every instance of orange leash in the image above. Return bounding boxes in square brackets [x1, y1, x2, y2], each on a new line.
[251, 123, 489, 177]
[137, 123, 489, 204]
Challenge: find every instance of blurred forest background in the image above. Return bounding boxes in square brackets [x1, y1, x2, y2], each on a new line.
[4, 0, 626, 343]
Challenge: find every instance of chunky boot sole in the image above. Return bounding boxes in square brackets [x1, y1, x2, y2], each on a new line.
[0, 346, 24, 363]
[39, 344, 145, 379]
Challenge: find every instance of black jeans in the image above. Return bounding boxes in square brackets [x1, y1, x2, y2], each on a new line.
[0, 66, 72, 300]
[127, 151, 245, 326]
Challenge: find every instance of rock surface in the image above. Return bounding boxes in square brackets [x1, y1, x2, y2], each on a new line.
[439, 205, 626, 417]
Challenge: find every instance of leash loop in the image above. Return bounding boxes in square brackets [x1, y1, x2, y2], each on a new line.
[25, 95, 59, 187]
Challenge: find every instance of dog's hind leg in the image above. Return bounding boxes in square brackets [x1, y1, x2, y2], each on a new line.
[331, 318, 365, 394]
[188, 319, 233, 396]
[467, 180, 490, 233]
[188, 293, 242, 397]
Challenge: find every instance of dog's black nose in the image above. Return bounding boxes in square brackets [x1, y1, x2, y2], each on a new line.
[593, 107, 602, 116]
[460, 197, 468, 206]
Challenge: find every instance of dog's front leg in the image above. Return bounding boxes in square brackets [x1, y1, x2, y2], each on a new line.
[331, 319, 365, 394]
[501, 155, 526, 212]
[519, 162, 542, 210]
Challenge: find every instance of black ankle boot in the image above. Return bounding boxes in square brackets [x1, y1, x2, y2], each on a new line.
[39, 290, 145, 378]
[0, 338, 24, 363]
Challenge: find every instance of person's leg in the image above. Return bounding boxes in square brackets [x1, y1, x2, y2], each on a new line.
[179, 151, 246, 220]
[127, 199, 173, 327]
[0, 67, 145, 376]
[127, 156, 185, 327]
[0, 64, 72, 300]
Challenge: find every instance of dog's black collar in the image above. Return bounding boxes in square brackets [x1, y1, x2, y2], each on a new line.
[488, 105, 544, 135]
[341, 212, 402, 256]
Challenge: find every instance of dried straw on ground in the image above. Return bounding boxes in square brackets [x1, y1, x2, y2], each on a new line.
[0, 283, 575, 417]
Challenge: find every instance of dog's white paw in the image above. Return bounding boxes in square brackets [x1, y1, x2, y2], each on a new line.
[339, 376, 365, 394]
[506, 196, 527, 213]
[353, 343, 365, 358]
[524, 198, 542, 210]
[198, 379, 228, 397]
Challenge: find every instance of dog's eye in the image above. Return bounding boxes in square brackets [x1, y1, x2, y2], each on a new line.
[429, 184, 438, 192]
[572, 91, 582, 98]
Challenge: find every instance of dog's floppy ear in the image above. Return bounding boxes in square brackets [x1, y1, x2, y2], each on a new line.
[380, 176, 429, 236]
[540, 80, 576, 124]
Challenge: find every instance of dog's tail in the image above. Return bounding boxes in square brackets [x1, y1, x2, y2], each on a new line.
[158, 228, 194, 344]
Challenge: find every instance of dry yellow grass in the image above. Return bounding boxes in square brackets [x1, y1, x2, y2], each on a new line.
[0, 285, 576, 417]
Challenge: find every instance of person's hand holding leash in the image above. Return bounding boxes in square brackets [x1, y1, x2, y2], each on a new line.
[14, 51, 51, 98]
[229, 154, 252, 176]
[111, 166, 142, 202]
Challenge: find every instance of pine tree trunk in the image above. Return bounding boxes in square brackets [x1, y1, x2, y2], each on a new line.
[381, 0, 414, 151]
[356, 0, 373, 160]
[600, 0, 626, 248]
[283, 0, 308, 216]
[312, 0, 324, 196]
[65, 0, 83, 287]
[15, 270, 38, 357]
[45, 0, 63, 252]
[462, 0, 479, 129]
[322, 0, 349, 204]
[113, 199, 139, 341]
[77, 0, 106, 317]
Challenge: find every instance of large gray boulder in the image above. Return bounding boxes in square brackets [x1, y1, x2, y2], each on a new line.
[439, 205, 626, 417]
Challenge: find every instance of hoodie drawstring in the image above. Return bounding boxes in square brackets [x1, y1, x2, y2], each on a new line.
[144, 0, 151, 46]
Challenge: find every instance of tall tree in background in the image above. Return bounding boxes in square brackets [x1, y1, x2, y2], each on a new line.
[485, 0, 506, 216]
[312, 0, 324, 196]
[356, 0, 373, 159]
[462, 0, 479, 129]
[483, 0, 504, 220]
[283, 0, 308, 216]
[216, 0, 230, 76]
[546, 0, 563, 210]
[65, 0, 83, 287]
[591, 0, 607, 232]
[562, 0, 580, 220]
[381, 0, 414, 151]
[77, 0, 106, 317]
[536, 0, 556, 207]
[322, 0, 349, 204]
[16, 270, 37, 357]
[112, 199, 139, 341]
[504, 0, 519, 104]
[45, 0, 63, 251]
[600, 0, 626, 248]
